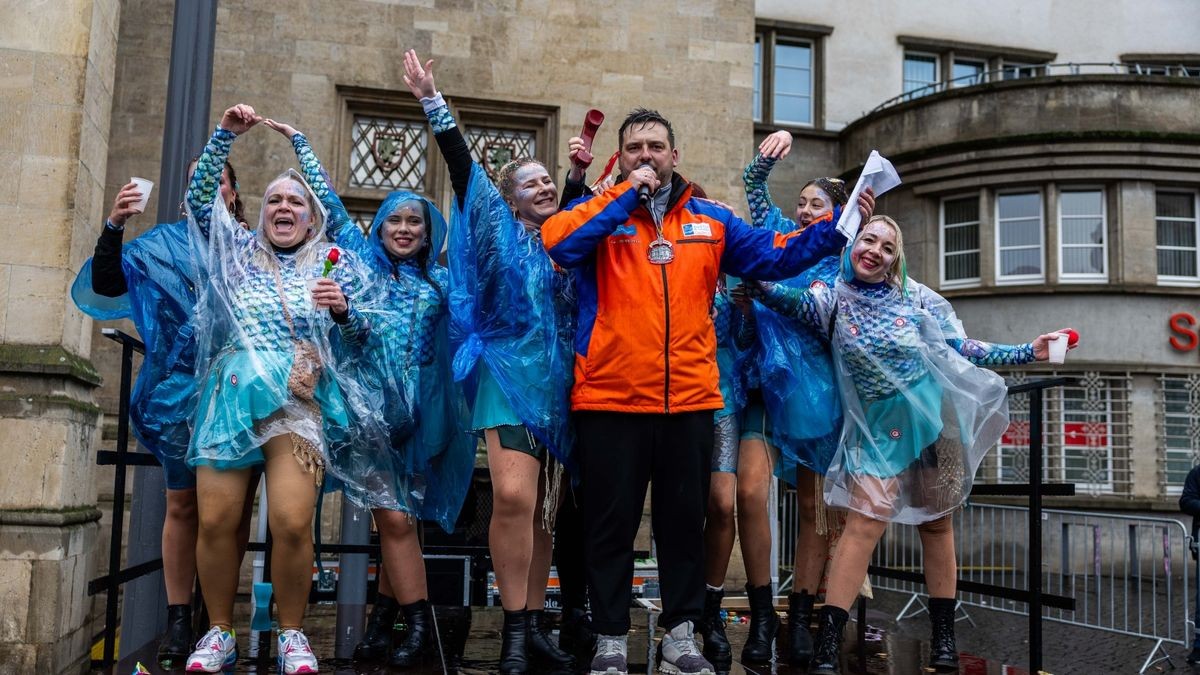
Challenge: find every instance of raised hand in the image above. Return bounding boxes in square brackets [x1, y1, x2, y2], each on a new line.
[858, 187, 876, 221]
[263, 119, 301, 140]
[219, 104, 261, 135]
[402, 49, 438, 99]
[758, 130, 793, 159]
[107, 182, 145, 227]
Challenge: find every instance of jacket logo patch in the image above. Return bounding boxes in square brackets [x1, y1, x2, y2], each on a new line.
[611, 224, 637, 237]
[682, 222, 712, 237]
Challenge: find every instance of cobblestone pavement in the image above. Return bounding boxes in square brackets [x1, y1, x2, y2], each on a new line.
[864, 588, 1193, 674]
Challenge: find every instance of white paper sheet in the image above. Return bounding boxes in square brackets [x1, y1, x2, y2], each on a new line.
[835, 150, 902, 241]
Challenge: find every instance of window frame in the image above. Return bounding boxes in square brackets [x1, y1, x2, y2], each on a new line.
[1056, 186, 1109, 283]
[950, 57, 987, 88]
[1155, 189, 1200, 287]
[939, 192, 982, 289]
[754, 20, 831, 130]
[994, 188, 1046, 285]
[902, 50, 942, 100]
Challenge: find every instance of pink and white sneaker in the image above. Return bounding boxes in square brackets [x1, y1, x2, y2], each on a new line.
[185, 626, 237, 672]
[277, 628, 319, 674]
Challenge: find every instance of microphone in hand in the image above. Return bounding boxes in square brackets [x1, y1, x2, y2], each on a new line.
[637, 163, 654, 206]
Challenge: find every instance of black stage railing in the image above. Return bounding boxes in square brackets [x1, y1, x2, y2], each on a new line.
[864, 376, 1076, 674]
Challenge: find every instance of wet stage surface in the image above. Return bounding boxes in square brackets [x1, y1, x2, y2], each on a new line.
[108, 604, 1025, 675]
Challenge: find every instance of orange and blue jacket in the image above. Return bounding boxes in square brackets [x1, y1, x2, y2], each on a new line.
[542, 175, 846, 414]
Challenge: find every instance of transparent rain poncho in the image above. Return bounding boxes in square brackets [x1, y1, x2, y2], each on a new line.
[322, 186, 475, 531]
[758, 275, 1021, 524]
[71, 219, 202, 464]
[185, 128, 401, 504]
[448, 163, 576, 472]
[712, 288, 747, 423]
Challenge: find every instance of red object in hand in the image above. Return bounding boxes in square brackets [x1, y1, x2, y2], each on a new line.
[327, 248, 340, 264]
[575, 109, 605, 168]
[1065, 329, 1079, 346]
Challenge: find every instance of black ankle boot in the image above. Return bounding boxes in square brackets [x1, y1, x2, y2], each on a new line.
[527, 609, 576, 670]
[156, 604, 193, 665]
[809, 605, 848, 675]
[499, 608, 530, 674]
[353, 594, 399, 662]
[741, 583, 779, 663]
[928, 597, 960, 672]
[389, 599, 438, 667]
[785, 591, 815, 666]
[558, 606, 597, 664]
[697, 587, 731, 665]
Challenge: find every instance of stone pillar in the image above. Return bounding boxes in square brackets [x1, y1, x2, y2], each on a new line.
[0, 0, 121, 671]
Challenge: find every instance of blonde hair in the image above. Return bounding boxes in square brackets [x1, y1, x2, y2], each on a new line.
[859, 214, 907, 288]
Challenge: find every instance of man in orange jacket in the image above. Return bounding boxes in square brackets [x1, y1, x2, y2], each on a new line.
[542, 108, 846, 675]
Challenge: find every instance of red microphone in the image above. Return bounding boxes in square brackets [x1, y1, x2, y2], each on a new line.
[574, 109, 605, 168]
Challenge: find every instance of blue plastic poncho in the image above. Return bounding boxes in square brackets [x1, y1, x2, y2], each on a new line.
[324, 189, 474, 531]
[71, 220, 200, 464]
[185, 127, 400, 504]
[449, 163, 575, 472]
[744, 198, 844, 484]
[712, 288, 747, 422]
[754, 254, 843, 482]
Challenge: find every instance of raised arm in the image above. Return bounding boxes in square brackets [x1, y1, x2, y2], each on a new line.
[743, 130, 800, 234]
[721, 209, 846, 281]
[90, 181, 146, 296]
[187, 104, 259, 239]
[403, 50, 473, 209]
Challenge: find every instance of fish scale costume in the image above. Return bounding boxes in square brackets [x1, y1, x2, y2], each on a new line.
[755, 272, 1033, 524]
[185, 125, 398, 505]
[307, 134, 474, 530]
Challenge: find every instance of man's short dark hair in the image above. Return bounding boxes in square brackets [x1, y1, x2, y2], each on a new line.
[618, 108, 675, 148]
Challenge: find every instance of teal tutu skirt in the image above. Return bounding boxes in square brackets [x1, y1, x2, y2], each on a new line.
[844, 375, 944, 478]
[189, 349, 350, 471]
[470, 364, 521, 432]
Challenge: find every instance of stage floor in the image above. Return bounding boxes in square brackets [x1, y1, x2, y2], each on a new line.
[107, 602, 1025, 674]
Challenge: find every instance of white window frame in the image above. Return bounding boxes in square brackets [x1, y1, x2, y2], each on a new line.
[1056, 186, 1108, 283]
[1156, 189, 1200, 287]
[950, 57, 987, 88]
[994, 189, 1045, 285]
[752, 36, 763, 123]
[939, 193, 981, 289]
[902, 50, 941, 99]
[1059, 385, 1116, 494]
[1002, 60, 1041, 80]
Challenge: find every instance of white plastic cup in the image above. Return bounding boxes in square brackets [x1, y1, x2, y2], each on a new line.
[305, 277, 322, 309]
[1048, 333, 1068, 364]
[130, 177, 154, 213]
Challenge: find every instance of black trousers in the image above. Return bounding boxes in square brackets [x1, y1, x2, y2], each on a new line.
[554, 478, 588, 611]
[576, 410, 714, 634]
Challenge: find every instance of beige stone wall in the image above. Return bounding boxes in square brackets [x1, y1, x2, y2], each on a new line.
[0, 0, 120, 669]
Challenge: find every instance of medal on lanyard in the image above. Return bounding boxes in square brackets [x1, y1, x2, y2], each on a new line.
[646, 207, 674, 265]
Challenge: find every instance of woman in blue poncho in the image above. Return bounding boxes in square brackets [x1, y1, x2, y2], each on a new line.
[261, 116, 475, 666]
[711, 129, 871, 666]
[71, 160, 262, 665]
[183, 104, 392, 674]
[749, 214, 1071, 674]
[403, 50, 578, 673]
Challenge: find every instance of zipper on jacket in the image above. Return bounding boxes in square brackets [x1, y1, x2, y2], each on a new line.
[661, 263, 670, 414]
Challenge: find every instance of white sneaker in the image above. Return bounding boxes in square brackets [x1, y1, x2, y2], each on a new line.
[277, 628, 319, 674]
[185, 626, 237, 672]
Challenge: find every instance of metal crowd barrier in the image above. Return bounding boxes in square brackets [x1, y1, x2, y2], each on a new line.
[870, 504, 1191, 673]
